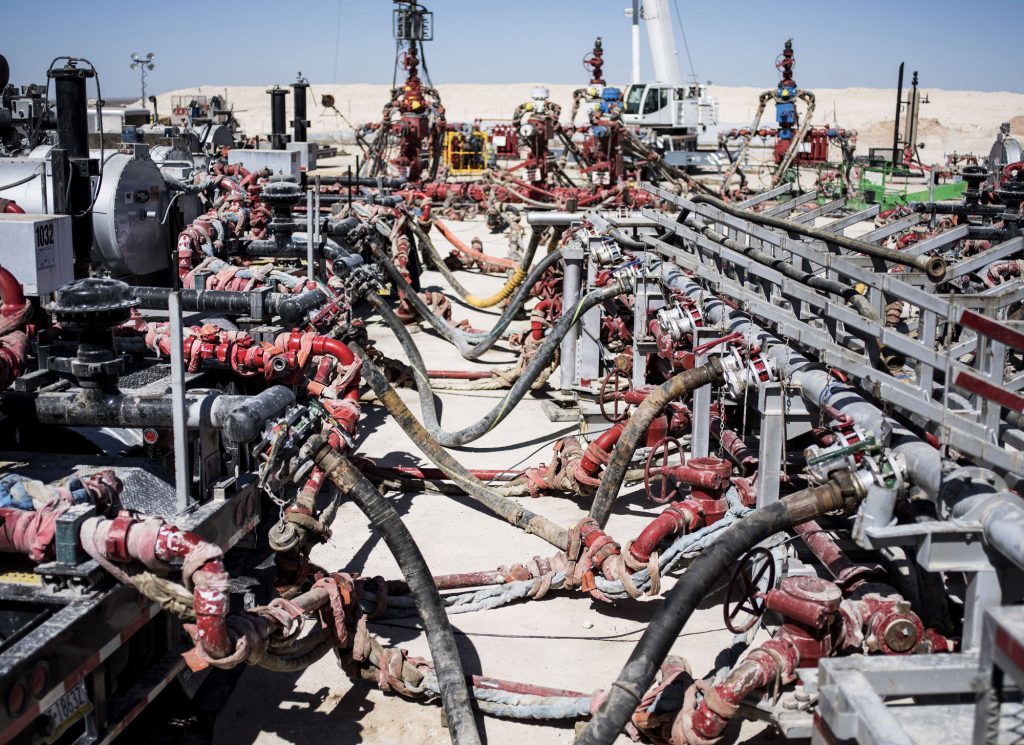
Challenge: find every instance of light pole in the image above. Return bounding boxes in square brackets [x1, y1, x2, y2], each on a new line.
[130, 52, 155, 107]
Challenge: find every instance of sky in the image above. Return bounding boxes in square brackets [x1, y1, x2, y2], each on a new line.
[3, 0, 1023, 98]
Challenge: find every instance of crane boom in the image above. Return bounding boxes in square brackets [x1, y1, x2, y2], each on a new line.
[643, 0, 682, 85]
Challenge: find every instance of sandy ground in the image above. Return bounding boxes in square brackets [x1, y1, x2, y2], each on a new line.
[212, 218, 780, 745]
[151, 81, 1024, 165]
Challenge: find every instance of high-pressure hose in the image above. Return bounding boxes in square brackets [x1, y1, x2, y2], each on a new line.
[461, 239, 536, 308]
[372, 237, 564, 360]
[349, 343, 569, 549]
[437, 226, 542, 309]
[410, 219, 482, 300]
[576, 476, 864, 745]
[430, 217, 519, 269]
[588, 361, 725, 528]
[309, 439, 482, 745]
[412, 220, 544, 309]
[368, 280, 627, 446]
[689, 193, 947, 281]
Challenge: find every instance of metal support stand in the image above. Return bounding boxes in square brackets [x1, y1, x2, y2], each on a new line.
[632, 277, 664, 389]
[757, 381, 786, 508]
[964, 570, 1003, 652]
[690, 327, 717, 458]
[169, 291, 191, 512]
[578, 260, 602, 388]
[559, 246, 583, 391]
[306, 188, 315, 282]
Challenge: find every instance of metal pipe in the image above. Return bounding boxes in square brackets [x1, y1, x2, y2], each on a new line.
[267, 86, 289, 150]
[48, 62, 94, 275]
[169, 292, 190, 511]
[26, 388, 291, 433]
[221, 386, 296, 443]
[306, 188, 315, 281]
[689, 193, 947, 281]
[526, 210, 585, 226]
[892, 63, 904, 166]
[978, 496, 1024, 574]
[559, 249, 583, 390]
[631, 0, 641, 84]
[659, 264, 947, 502]
[291, 77, 309, 143]
[130, 286, 329, 325]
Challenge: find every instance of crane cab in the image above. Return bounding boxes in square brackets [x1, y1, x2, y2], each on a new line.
[622, 82, 718, 134]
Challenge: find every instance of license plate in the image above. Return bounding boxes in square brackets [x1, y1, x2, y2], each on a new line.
[44, 681, 91, 743]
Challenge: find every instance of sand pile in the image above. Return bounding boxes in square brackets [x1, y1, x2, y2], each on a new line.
[149, 82, 1024, 164]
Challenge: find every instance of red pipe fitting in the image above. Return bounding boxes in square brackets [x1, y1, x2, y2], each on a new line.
[629, 501, 701, 565]
[793, 520, 881, 591]
[0, 266, 27, 318]
[688, 637, 800, 741]
[80, 516, 233, 661]
[574, 423, 624, 487]
[663, 456, 732, 524]
[857, 594, 924, 655]
[764, 576, 842, 630]
[531, 299, 555, 341]
[577, 517, 621, 580]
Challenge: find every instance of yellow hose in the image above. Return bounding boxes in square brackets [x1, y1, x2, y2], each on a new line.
[464, 267, 528, 308]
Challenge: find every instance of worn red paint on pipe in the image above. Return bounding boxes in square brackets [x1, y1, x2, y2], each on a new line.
[427, 369, 494, 380]
[433, 218, 517, 269]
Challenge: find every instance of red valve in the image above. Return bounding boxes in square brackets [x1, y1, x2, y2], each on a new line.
[598, 368, 633, 423]
[723, 546, 776, 633]
[643, 436, 685, 504]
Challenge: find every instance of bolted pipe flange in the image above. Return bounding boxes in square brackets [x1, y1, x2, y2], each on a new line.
[47, 277, 138, 331]
[260, 178, 303, 210]
[961, 165, 988, 202]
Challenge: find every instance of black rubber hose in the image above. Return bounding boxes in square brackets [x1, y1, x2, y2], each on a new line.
[348, 342, 568, 549]
[370, 236, 564, 360]
[370, 281, 626, 446]
[310, 441, 482, 745]
[130, 286, 329, 325]
[681, 213, 880, 321]
[221, 386, 297, 443]
[608, 229, 647, 252]
[689, 193, 947, 281]
[588, 361, 725, 528]
[577, 480, 858, 745]
[257, 638, 334, 673]
[316, 175, 408, 188]
[410, 218, 542, 303]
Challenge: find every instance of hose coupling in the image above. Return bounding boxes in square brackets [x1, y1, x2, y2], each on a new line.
[345, 265, 385, 299]
[718, 345, 776, 397]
